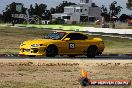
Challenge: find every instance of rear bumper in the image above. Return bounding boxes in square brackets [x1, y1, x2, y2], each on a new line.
[98, 46, 105, 55]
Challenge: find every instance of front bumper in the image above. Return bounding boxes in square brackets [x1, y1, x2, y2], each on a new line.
[19, 46, 46, 56]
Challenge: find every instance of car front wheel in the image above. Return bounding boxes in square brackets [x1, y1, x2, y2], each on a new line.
[46, 45, 58, 57]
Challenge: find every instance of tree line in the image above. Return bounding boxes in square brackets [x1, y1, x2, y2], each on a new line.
[101, 1, 132, 22]
[1, 1, 76, 23]
[0, 0, 131, 23]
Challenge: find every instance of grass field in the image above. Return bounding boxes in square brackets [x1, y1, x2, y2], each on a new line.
[89, 35, 132, 54]
[0, 60, 131, 88]
[0, 26, 132, 54]
[0, 27, 52, 54]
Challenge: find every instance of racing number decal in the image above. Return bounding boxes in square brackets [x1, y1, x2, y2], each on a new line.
[69, 43, 75, 49]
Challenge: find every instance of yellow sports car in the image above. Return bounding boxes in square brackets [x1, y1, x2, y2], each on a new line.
[19, 32, 105, 57]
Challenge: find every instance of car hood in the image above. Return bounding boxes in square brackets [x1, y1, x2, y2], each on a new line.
[22, 39, 55, 45]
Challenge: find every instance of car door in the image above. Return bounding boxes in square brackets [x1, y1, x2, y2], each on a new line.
[60, 33, 88, 55]
[59, 36, 76, 54]
[70, 33, 89, 54]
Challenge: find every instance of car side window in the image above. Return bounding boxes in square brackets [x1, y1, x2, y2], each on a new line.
[66, 33, 88, 40]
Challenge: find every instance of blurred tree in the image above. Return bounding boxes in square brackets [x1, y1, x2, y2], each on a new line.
[2, 1, 76, 22]
[28, 3, 47, 19]
[109, 1, 122, 28]
[50, 8, 56, 14]
[109, 1, 122, 17]
[29, 4, 34, 15]
[55, 1, 76, 13]
[0, 14, 4, 23]
[44, 10, 52, 20]
[34, 3, 39, 16]
[39, 4, 47, 16]
[119, 14, 129, 22]
[101, 5, 110, 28]
[3, 2, 26, 23]
[101, 1, 122, 28]
[126, 0, 132, 10]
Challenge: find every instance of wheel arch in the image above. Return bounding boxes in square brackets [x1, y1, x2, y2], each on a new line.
[47, 44, 58, 49]
[46, 44, 58, 52]
[86, 45, 99, 58]
[87, 45, 98, 50]
[45, 44, 59, 57]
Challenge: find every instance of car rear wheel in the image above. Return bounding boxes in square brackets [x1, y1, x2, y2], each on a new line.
[46, 45, 58, 57]
[87, 46, 98, 58]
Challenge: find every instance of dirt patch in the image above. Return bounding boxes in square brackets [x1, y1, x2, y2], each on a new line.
[0, 59, 131, 88]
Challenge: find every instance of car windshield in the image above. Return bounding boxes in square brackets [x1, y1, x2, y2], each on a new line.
[44, 32, 67, 40]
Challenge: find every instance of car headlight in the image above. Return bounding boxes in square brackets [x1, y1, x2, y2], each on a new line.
[31, 44, 44, 47]
[20, 43, 25, 46]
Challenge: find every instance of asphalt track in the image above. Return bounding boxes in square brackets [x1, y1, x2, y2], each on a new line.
[0, 55, 132, 60]
[0, 55, 131, 66]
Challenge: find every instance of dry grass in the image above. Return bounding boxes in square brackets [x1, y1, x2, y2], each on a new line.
[88, 35, 132, 54]
[0, 26, 132, 54]
[0, 60, 131, 88]
[115, 23, 132, 29]
[103, 37, 132, 54]
[0, 27, 52, 54]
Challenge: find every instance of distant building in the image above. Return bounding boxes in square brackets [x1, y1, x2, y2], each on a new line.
[41, 20, 50, 24]
[52, 0, 101, 24]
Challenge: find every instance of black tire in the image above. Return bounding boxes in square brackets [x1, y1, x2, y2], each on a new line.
[87, 46, 98, 58]
[68, 55, 76, 58]
[46, 45, 58, 57]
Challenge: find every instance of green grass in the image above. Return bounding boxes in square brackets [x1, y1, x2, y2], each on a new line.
[17, 24, 84, 31]
[17, 23, 132, 30]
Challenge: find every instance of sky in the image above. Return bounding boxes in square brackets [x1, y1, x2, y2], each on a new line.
[0, 0, 131, 15]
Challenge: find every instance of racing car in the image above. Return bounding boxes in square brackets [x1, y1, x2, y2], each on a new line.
[19, 32, 105, 57]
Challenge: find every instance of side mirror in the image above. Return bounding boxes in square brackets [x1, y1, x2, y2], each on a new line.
[64, 38, 70, 41]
